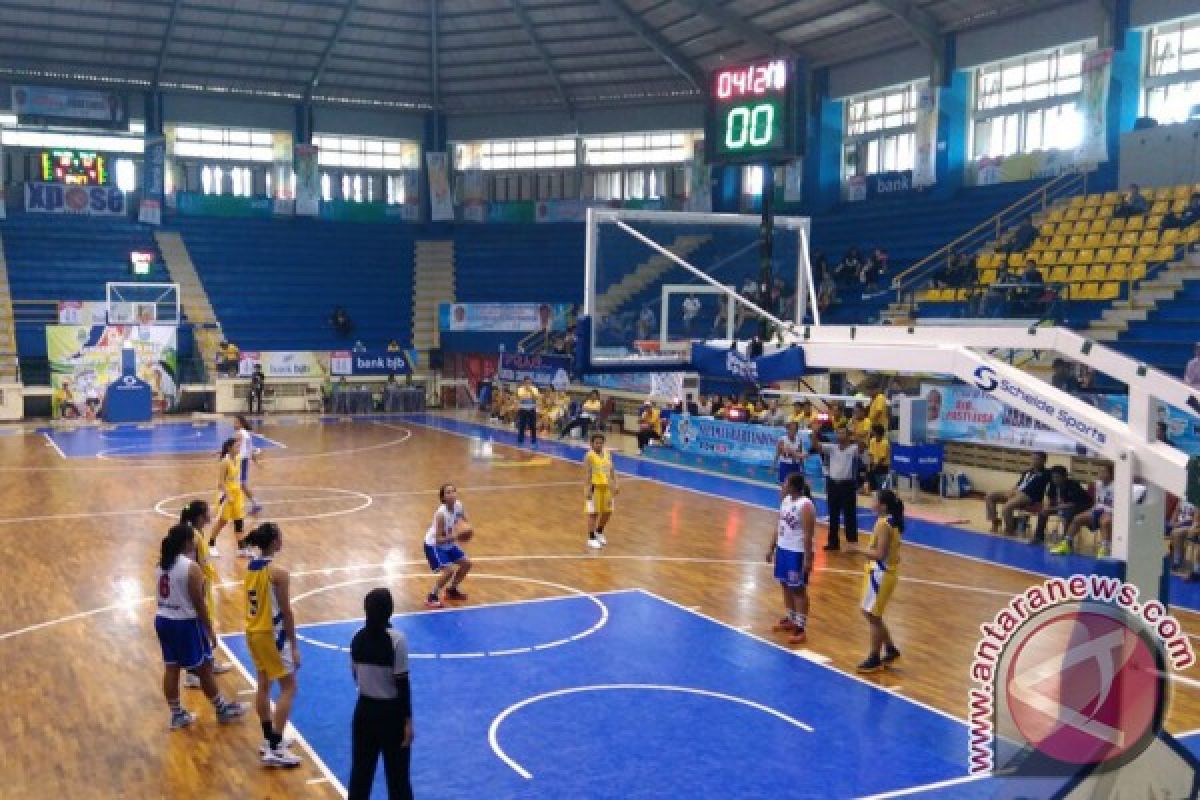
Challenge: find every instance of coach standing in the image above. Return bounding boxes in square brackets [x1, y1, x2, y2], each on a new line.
[349, 588, 414, 800]
[816, 425, 861, 551]
[515, 376, 540, 445]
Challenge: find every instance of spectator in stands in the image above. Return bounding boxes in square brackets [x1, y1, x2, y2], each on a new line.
[1034, 466, 1092, 547]
[861, 248, 888, 291]
[55, 380, 82, 419]
[218, 341, 240, 377]
[84, 382, 101, 419]
[248, 364, 266, 414]
[1000, 220, 1037, 255]
[1185, 343, 1200, 389]
[331, 306, 354, 338]
[836, 247, 864, 285]
[1162, 191, 1200, 231]
[763, 398, 788, 427]
[682, 294, 701, 336]
[818, 268, 837, 312]
[1017, 259, 1045, 315]
[637, 305, 657, 341]
[955, 253, 978, 288]
[984, 265, 1013, 317]
[1063, 463, 1114, 556]
[930, 256, 955, 289]
[712, 300, 729, 336]
[1113, 184, 1149, 219]
[697, 395, 713, 416]
[387, 340, 401, 352]
[984, 450, 1049, 536]
[790, 400, 814, 429]
[636, 401, 663, 452]
[353, 340, 367, 354]
[1051, 359, 1080, 393]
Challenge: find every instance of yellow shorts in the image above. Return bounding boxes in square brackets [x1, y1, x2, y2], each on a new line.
[220, 487, 245, 522]
[202, 567, 217, 620]
[861, 564, 897, 616]
[247, 631, 293, 681]
[586, 486, 614, 515]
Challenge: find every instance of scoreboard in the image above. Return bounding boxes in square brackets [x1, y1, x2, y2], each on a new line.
[705, 59, 801, 165]
[41, 150, 108, 186]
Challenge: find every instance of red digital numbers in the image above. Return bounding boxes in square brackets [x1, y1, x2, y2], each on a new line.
[714, 60, 787, 100]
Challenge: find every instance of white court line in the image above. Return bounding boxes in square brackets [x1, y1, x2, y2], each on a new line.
[155, 486, 374, 524]
[215, 638, 348, 798]
[42, 432, 66, 459]
[488, 683, 814, 780]
[254, 433, 288, 450]
[855, 773, 987, 800]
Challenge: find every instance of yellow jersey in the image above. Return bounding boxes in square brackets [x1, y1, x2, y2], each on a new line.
[869, 393, 889, 429]
[868, 436, 891, 467]
[582, 398, 603, 416]
[586, 450, 612, 486]
[852, 417, 871, 441]
[866, 517, 901, 572]
[516, 385, 539, 411]
[222, 455, 241, 495]
[244, 557, 282, 635]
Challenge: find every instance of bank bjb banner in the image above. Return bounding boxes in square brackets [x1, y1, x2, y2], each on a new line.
[330, 349, 413, 377]
[667, 416, 810, 467]
[497, 353, 571, 388]
[46, 325, 178, 416]
[238, 351, 328, 379]
[26, 183, 126, 215]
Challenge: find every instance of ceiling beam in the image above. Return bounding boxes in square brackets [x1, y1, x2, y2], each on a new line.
[305, 0, 360, 102]
[430, 0, 440, 110]
[509, 0, 574, 115]
[869, 0, 945, 78]
[669, 0, 798, 56]
[594, 0, 702, 91]
[153, 0, 184, 88]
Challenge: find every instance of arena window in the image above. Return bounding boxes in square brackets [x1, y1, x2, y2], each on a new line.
[172, 125, 274, 162]
[842, 82, 921, 179]
[1144, 16, 1200, 124]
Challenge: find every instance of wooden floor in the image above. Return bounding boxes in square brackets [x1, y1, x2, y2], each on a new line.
[3, 414, 1200, 799]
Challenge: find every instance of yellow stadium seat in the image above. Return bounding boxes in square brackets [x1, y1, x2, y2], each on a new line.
[1087, 264, 1108, 281]
[1130, 263, 1147, 281]
[1154, 244, 1175, 262]
[1153, 187, 1173, 201]
[1125, 216, 1145, 231]
[1140, 230, 1159, 246]
[1134, 245, 1156, 262]
[1069, 195, 1087, 207]
[1008, 253, 1024, 268]
[1059, 249, 1077, 265]
[1067, 234, 1086, 249]
[1109, 217, 1126, 232]
[1047, 208, 1066, 222]
[1172, 198, 1188, 213]
[1081, 193, 1102, 207]
[1039, 250, 1058, 266]
[1161, 229, 1181, 245]
[1174, 184, 1192, 200]
[1049, 234, 1066, 249]
[1068, 264, 1089, 282]
[1101, 232, 1119, 247]
[1095, 247, 1114, 264]
[1109, 263, 1128, 281]
[1152, 200, 1170, 215]
[1120, 231, 1140, 246]
[1076, 249, 1096, 265]
[1038, 223, 1056, 236]
[1065, 207, 1082, 220]
[1084, 233, 1102, 247]
[1077, 282, 1100, 300]
[1186, 227, 1200, 244]
[1098, 282, 1120, 300]
[1080, 206, 1098, 220]
[1113, 246, 1133, 263]
[1102, 191, 1120, 203]
[1088, 218, 1107, 233]
[1072, 220, 1090, 234]
[1048, 266, 1069, 282]
[1148, 215, 1164, 229]
[980, 268, 997, 284]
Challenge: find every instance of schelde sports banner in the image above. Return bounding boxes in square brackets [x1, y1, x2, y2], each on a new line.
[690, 344, 808, 384]
[497, 353, 571, 387]
[46, 325, 178, 416]
[329, 349, 413, 376]
[26, 183, 126, 215]
[238, 351, 328, 379]
[439, 303, 572, 333]
[667, 416, 810, 467]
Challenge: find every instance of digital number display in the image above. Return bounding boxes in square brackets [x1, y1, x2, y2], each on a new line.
[41, 150, 107, 186]
[706, 59, 800, 165]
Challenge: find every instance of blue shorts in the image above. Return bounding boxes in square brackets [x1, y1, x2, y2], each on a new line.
[774, 548, 807, 589]
[240, 458, 250, 484]
[777, 461, 801, 485]
[425, 543, 466, 571]
[155, 616, 212, 669]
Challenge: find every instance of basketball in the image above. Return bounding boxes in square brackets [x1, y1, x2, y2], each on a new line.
[454, 521, 475, 543]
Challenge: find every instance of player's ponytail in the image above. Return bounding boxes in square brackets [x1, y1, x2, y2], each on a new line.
[877, 489, 905, 532]
[159, 524, 193, 570]
[245, 522, 281, 552]
[220, 437, 237, 459]
[180, 499, 209, 528]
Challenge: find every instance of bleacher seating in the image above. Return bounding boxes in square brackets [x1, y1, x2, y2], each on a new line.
[1111, 282, 1200, 377]
[172, 216, 416, 352]
[453, 224, 584, 303]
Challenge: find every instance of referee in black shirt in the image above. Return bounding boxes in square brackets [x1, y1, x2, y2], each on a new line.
[349, 588, 414, 800]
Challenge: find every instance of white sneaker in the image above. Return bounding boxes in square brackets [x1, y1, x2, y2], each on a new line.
[216, 701, 249, 723]
[262, 744, 302, 768]
[596, 532, 608, 546]
[183, 672, 201, 689]
[259, 737, 296, 755]
[587, 537, 602, 550]
[208, 546, 220, 558]
[237, 548, 254, 558]
[212, 661, 232, 674]
[169, 710, 197, 730]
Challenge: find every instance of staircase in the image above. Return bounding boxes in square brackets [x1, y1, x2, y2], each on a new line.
[0, 234, 17, 381]
[154, 231, 224, 380]
[594, 234, 710, 316]
[413, 240, 455, 363]
[1085, 259, 1196, 344]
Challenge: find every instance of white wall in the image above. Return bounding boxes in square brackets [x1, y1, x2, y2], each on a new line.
[446, 102, 703, 141]
[828, 46, 930, 100]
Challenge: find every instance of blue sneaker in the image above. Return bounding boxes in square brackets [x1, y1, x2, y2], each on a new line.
[170, 710, 196, 730]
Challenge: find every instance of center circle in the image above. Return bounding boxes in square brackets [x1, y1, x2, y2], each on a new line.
[154, 485, 373, 523]
[1005, 608, 1161, 767]
[290, 572, 609, 659]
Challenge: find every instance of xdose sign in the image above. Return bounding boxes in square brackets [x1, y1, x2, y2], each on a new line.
[25, 183, 126, 215]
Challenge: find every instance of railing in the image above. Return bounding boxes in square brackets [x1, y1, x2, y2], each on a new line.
[891, 170, 1090, 306]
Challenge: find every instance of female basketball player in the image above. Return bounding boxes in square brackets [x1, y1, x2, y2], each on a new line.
[766, 472, 816, 645]
[243, 522, 302, 768]
[423, 484, 474, 608]
[233, 415, 263, 516]
[856, 489, 903, 673]
[584, 432, 618, 549]
[179, 500, 232, 687]
[208, 438, 250, 558]
[154, 524, 247, 729]
[773, 421, 804, 487]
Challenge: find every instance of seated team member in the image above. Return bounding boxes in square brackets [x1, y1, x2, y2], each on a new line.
[1037, 466, 1093, 550]
[1063, 462, 1114, 555]
[984, 451, 1050, 536]
[55, 380, 82, 419]
[866, 424, 891, 491]
[1167, 498, 1199, 575]
[561, 389, 604, 440]
[636, 401, 663, 452]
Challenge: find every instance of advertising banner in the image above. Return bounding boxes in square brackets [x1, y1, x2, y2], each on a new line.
[666, 416, 810, 467]
[462, 169, 486, 222]
[26, 183, 126, 215]
[57, 301, 109, 326]
[319, 201, 410, 224]
[487, 201, 536, 223]
[329, 349, 413, 376]
[536, 199, 604, 223]
[426, 152, 454, 221]
[782, 161, 803, 203]
[913, 84, 938, 188]
[46, 325, 178, 417]
[12, 85, 126, 128]
[684, 140, 712, 213]
[294, 144, 319, 217]
[1077, 48, 1113, 165]
[497, 352, 572, 387]
[582, 372, 655, 395]
[140, 135, 166, 225]
[174, 192, 273, 218]
[238, 351, 329, 379]
[690, 344, 808, 384]
[439, 303, 572, 333]
[0, 134, 5, 220]
[1089, 394, 1200, 454]
[867, 170, 913, 197]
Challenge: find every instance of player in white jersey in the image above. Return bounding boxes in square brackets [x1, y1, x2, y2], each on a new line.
[765, 472, 816, 645]
[773, 421, 804, 486]
[423, 484, 474, 608]
[153, 524, 248, 730]
[233, 415, 263, 515]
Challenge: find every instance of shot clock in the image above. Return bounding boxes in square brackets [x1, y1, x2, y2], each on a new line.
[705, 59, 801, 165]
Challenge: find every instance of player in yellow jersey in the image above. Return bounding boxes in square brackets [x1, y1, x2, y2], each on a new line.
[179, 500, 233, 687]
[866, 424, 891, 492]
[242, 522, 302, 768]
[855, 489, 903, 673]
[208, 438, 249, 558]
[584, 432, 618, 550]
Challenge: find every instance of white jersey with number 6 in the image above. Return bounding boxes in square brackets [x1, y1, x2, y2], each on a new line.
[156, 556, 198, 620]
[777, 496, 813, 553]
